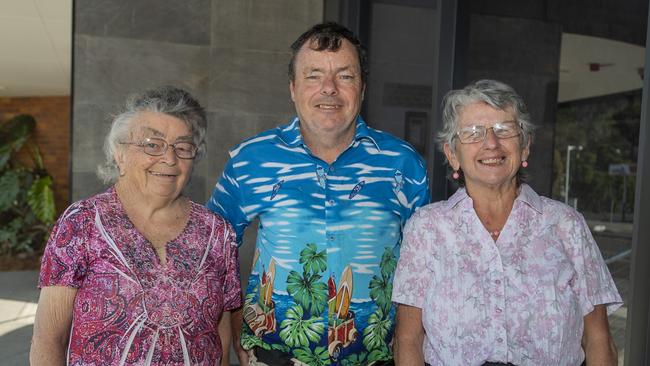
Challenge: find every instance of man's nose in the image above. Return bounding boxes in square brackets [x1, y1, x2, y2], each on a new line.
[320, 75, 338, 95]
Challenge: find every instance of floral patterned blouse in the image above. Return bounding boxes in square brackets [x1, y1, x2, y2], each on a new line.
[392, 184, 622, 366]
[39, 187, 242, 366]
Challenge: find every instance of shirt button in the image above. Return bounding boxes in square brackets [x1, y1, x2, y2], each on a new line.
[329, 166, 335, 172]
[494, 279, 501, 285]
[497, 338, 503, 343]
[328, 199, 335, 206]
[495, 308, 502, 314]
[328, 235, 335, 241]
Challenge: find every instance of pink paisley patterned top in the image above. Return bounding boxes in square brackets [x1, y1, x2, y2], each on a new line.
[38, 187, 242, 366]
[392, 184, 622, 366]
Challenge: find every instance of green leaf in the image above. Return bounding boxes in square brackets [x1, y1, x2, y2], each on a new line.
[299, 243, 328, 274]
[286, 270, 328, 315]
[0, 171, 21, 211]
[367, 346, 392, 363]
[28, 145, 44, 170]
[362, 307, 392, 351]
[240, 332, 270, 350]
[292, 346, 330, 366]
[27, 176, 56, 224]
[279, 305, 324, 348]
[368, 274, 393, 312]
[270, 342, 291, 354]
[0, 114, 36, 170]
[379, 247, 397, 278]
[340, 352, 368, 366]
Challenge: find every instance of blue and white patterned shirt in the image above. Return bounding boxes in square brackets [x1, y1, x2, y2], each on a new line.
[207, 116, 430, 365]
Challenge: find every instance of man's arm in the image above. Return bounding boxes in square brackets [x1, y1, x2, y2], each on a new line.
[30, 286, 77, 365]
[394, 304, 425, 366]
[582, 304, 617, 366]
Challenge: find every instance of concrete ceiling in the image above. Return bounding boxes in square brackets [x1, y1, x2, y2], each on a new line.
[0, 0, 71, 97]
[559, 33, 645, 102]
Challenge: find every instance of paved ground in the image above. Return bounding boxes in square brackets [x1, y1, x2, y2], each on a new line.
[0, 271, 39, 366]
[0, 219, 633, 365]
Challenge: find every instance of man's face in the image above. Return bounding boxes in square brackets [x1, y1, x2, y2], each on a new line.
[290, 38, 364, 145]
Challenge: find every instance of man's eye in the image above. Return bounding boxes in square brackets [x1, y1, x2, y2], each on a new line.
[340, 74, 354, 80]
[306, 75, 319, 80]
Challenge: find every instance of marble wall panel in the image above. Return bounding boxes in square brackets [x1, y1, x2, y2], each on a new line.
[74, 35, 209, 108]
[76, 0, 211, 45]
[212, 0, 323, 52]
[208, 47, 294, 115]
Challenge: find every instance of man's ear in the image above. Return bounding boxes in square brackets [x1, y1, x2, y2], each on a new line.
[443, 143, 459, 171]
[289, 80, 296, 102]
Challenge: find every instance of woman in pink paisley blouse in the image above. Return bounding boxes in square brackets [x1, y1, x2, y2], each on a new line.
[392, 79, 622, 366]
[30, 86, 241, 366]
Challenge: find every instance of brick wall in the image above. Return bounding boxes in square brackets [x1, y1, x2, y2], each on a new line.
[0, 96, 70, 214]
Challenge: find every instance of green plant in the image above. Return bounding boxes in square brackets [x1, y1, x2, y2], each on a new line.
[0, 114, 56, 255]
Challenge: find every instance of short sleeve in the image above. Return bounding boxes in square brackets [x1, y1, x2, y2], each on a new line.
[402, 152, 431, 221]
[566, 211, 623, 316]
[39, 204, 90, 289]
[392, 208, 433, 308]
[220, 220, 242, 311]
[206, 155, 251, 246]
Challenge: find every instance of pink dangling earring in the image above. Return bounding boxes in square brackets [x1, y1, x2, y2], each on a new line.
[452, 170, 460, 180]
[521, 160, 528, 168]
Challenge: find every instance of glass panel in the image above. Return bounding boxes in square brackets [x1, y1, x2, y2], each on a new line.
[554, 33, 645, 364]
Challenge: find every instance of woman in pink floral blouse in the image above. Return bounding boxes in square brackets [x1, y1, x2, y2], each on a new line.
[392, 80, 622, 366]
[30, 86, 241, 366]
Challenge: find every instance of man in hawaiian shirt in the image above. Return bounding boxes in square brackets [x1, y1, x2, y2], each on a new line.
[208, 22, 430, 366]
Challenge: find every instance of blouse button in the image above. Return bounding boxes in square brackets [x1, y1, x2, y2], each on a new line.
[497, 338, 503, 343]
[495, 307, 502, 314]
[494, 279, 501, 285]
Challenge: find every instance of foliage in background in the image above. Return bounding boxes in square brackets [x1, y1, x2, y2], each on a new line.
[552, 91, 640, 219]
[0, 114, 56, 255]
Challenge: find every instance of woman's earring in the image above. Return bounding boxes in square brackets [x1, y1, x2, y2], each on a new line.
[521, 160, 528, 168]
[452, 170, 460, 180]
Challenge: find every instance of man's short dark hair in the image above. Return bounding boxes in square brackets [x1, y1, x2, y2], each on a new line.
[288, 22, 368, 84]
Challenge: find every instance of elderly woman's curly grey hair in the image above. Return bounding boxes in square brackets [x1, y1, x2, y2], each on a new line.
[437, 79, 536, 185]
[97, 86, 207, 184]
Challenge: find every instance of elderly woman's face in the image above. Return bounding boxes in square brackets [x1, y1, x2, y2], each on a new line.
[444, 102, 529, 190]
[116, 111, 194, 199]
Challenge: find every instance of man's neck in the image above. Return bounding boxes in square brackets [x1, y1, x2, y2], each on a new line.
[302, 128, 356, 164]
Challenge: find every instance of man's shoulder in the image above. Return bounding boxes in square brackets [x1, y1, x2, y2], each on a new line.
[365, 125, 421, 157]
[228, 120, 297, 159]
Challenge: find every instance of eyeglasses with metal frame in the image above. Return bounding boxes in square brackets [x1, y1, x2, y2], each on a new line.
[120, 137, 198, 159]
[455, 121, 521, 144]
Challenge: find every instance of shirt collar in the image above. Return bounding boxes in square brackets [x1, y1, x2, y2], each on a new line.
[443, 183, 543, 214]
[515, 183, 544, 214]
[277, 116, 380, 150]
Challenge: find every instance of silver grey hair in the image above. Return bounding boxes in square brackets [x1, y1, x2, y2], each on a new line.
[437, 79, 535, 152]
[97, 86, 207, 184]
